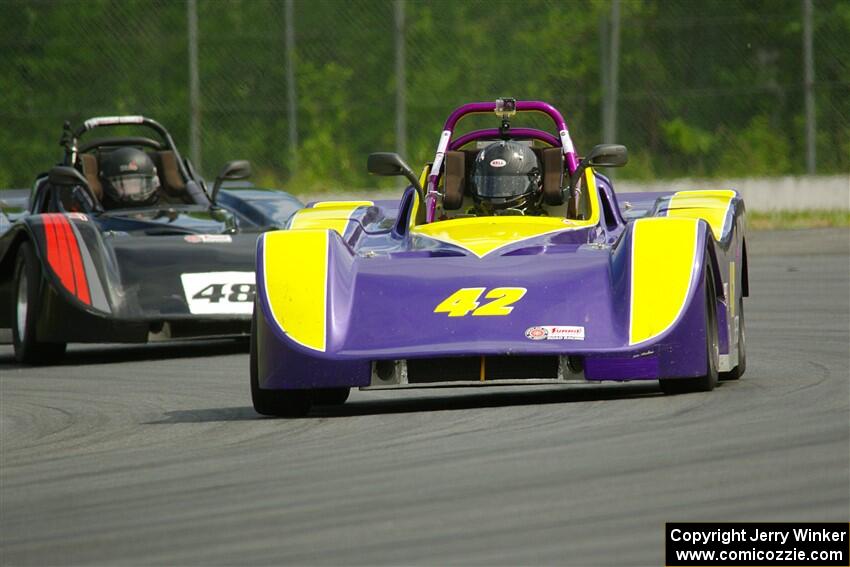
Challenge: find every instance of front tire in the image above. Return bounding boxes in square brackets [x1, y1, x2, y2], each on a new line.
[660, 268, 719, 395]
[250, 306, 312, 417]
[11, 242, 67, 364]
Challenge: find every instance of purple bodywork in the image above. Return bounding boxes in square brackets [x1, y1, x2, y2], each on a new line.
[254, 100, 747, 393]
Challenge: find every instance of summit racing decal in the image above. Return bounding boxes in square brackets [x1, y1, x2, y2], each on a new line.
[525, 325, 585, 341]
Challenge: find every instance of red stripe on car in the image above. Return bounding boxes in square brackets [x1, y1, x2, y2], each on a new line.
[43, 215, 74, 293]
[58, 215, 91, 305]
[42, 214, 91, 305]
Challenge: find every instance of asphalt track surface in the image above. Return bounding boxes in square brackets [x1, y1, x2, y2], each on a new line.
[1, 228, 848, 566]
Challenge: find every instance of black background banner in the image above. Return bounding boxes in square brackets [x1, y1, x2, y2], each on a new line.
[666, 523, 849, 566]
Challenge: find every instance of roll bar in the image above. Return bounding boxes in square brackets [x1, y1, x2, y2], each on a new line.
[61, 115, 192, 184]
[424, 99, 580, 223]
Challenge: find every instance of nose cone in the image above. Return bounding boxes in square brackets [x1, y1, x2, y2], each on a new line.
[329, 250, 628, 357]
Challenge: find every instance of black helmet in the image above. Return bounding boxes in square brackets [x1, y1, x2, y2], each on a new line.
[471, 141, 542, 213]
[100, 147, 160, 206]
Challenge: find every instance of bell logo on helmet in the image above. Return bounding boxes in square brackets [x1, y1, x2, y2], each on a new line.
[489, 158, 507, 168]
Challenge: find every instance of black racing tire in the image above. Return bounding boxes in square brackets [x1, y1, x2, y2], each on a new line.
[720, 298, 746, 380]
[659, 267, 720, 395]
[11, 242, 67, 364]
[312, 388, 351, 406]
[250, 305, 312, 417]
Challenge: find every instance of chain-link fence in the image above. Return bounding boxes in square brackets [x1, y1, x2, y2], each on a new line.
[2, 0, 848, 193]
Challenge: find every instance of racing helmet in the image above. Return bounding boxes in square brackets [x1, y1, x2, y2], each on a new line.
[100, 147, 160, 206]
[470, 141, 542, 213]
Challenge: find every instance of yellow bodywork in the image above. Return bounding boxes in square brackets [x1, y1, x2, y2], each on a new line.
[262, 229, 329, 352]
[666, 190, 736, 240]
[412, 215, 588, 257]
[411, 168, 601, 257]
[409, 188, 421, 232]
[289, 201, 374, 236]
[629, 217, 700, 345]
[418, 164, 430, 191]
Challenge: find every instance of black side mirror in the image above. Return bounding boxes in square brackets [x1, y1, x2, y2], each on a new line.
[584, 144, 628, 168]
[367, 152, 424, 198]
[569, 144, 628, 196]
[47, 165, 102, 213]
[48, 166, 88, 186]
[211, 160, 251, 205]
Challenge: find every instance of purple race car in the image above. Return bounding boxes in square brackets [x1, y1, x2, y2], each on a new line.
[251, 98, 747, 416]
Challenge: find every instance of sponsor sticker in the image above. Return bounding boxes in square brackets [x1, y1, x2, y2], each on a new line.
[490, 158, 507, 168]
[525, 325, 585, 341]
[184, 234, 233, 244]
[181, 271, 254, 315]
[559, 129, 575, 154]
[66, 212, 88, 222]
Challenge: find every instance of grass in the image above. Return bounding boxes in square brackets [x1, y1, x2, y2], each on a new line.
[748, 210, 850, 230]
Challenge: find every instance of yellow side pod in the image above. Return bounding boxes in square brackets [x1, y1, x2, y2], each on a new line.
[289, 201, 374, 236]
[629, 217, 701, 345]
[666, 189, 736, 240]
[261, 229, 329, 352]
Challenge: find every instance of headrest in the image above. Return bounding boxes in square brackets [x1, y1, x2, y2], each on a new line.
[540, 147, 564, 206]
[154, 151, 186, 196]
[442, 150, 466, 210]
[78, 153, 102, 201]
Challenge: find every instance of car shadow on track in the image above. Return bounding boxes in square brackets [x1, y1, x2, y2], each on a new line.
[0, 339, 249, 369]
[150, 382, 663, 423]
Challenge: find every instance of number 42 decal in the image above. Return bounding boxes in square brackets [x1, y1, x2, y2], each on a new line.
[434, 287, 527, 317]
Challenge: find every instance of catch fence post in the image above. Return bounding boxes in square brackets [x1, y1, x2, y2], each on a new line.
[285, 0, 299, 177]
[187, 0, 202, 172]
[803, 0, 816, 174]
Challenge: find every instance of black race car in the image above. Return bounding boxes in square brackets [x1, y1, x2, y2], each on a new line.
[0, 115, 303, 363]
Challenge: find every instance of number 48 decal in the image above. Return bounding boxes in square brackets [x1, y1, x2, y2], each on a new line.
[434, 287, 527, 317]
[192, 283, 256, 303]
[181, 272, 254, 315]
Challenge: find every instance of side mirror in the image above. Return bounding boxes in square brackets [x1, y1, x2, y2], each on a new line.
[47, 165, 102, 213]
[367, 152, 424, 198]
[48, 166, 88, 186]
[211, 160, 251, 205]
[568, 144, 628, 197]
[584, 144, 628, 168]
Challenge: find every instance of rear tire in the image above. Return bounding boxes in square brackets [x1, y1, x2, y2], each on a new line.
[720, 298, 746, 380]
[660, 268, 719, 395]
[250, 305, 312, 417]
[11, 242, 67, 364]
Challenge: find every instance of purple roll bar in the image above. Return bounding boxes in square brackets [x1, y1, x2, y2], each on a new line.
[425, 100, 579, 223]
[449, 128, 561, 152]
